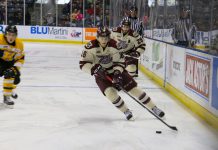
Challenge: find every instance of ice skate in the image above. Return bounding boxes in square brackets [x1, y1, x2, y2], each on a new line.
[11, 92, 18, 99]
[3, 96, 14, 109]
[124, 109, 134, 121]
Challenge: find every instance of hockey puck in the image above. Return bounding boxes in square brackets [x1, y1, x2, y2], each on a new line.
[156, 131, 162, 134]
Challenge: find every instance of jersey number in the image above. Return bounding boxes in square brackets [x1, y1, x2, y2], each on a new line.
[137, 38, 143, 44]
[81, 51, 87, 58]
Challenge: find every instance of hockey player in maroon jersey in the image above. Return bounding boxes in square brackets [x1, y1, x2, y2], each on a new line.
[79, 26, 164, 120]
[111, 17, 145, 77]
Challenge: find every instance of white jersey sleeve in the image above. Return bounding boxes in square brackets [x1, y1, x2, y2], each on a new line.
[132, 31, 146, 55]
[79, 42, 95, 74]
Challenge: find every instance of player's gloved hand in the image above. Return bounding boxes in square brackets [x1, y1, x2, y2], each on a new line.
[113, 70, 123, 88]
[91, 64, 107, 77]
[3, 66, 20, 78]
[128, 51, 140, 58]
[125, 51, 139, 65]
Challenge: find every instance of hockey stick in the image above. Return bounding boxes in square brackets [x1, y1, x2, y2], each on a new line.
[105, 75, 178, 131]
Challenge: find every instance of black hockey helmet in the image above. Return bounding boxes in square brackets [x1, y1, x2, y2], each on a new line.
[122, 17, 131, 26]
[4, 25, 18, 35]
[130, 5, 138, 12]
[97, 26, 111, 37]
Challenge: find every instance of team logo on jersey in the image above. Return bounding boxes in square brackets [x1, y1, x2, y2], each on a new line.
[117, 39, 128, 49]
[97, 55, 112, 64]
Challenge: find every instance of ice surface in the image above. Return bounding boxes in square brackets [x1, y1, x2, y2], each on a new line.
[0, 43, 217, 150]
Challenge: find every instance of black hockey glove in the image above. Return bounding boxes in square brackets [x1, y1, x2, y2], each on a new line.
[3, 66, 20, 78]
[128, 51, 140, 58]
[91, 64, 107, 77]
[113, 70, 123, 88]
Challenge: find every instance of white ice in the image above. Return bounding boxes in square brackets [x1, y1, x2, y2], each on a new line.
[0, 43, 217, 150]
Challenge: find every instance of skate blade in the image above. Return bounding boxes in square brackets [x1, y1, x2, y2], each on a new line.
[128, 117, 135, 121]
[3, 104, 14, 109]
[127, 116, 135, 121]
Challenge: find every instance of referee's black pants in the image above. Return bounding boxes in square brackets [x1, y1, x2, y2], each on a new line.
[176, 41, 189, 47]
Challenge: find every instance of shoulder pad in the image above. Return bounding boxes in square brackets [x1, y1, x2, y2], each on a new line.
[84, 40, 99, 49]
[15, 39, 24, 50]
[108, 39, 119, 49]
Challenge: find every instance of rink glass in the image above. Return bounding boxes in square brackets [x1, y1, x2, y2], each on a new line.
[0, 0, 217, 54]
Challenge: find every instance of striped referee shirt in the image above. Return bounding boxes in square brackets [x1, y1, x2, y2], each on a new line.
[120, 16, 144, 37]
[172, 18, 197, 42]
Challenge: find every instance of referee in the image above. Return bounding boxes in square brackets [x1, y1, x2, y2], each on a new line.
[172, 8, 197, 47]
